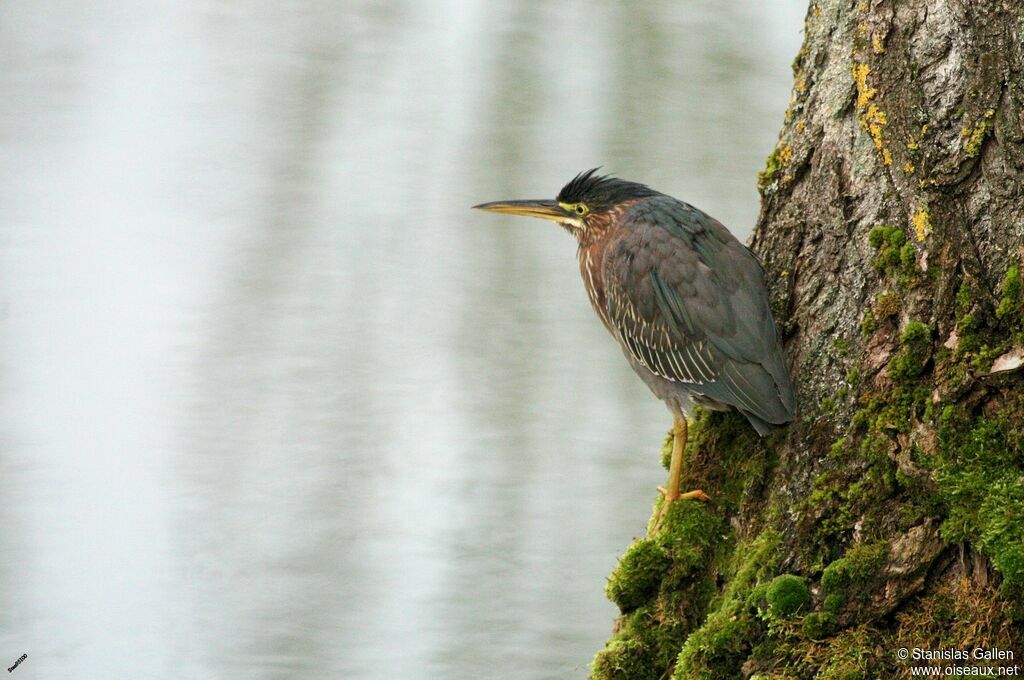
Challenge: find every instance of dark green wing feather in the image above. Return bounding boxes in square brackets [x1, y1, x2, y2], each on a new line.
[603, 196, 795, 429]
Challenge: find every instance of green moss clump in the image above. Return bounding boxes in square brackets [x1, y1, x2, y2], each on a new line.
[594, 494, 730, 678]
[591, 637, 658, 680]
[949, 269, 1016, 367]
[729, 530, 784, 600]
[758, 145, 791, 192]
[674, 410, 769, 515]
[606, 538, 671, 611]
[758, 148, 782, 188]
[930, 406, 1024, 604]
[594, 417, 781, 679]
[899, 242, 916, 269]
[669, 531, 781, 680]
[873, 291, 900, 320]
[658, 501, 724, 573]
[799, 420, 900, 553]
[867, 226, 902, 250]
[828, 437, 848, 459]
[764, 574, 810, 619]
[888, 320, 932, 381]
[900, 319, 930, 344]
[824, 593, 846, 614]
[956, 313, 982, 354]
[867, 226, 906, 271]
[951, 265, 1020, 368]
[996, 263, 1021, 322]
[867, 226, 921, 285]
[970, 344, 1005, 373]
[860, 310, 877, 337]
[802, 611, 837, 639]
[612, 603, 698, 673]
[955, 281, 972, 316]
[821, 540, 889, 595]
[673, 606, 756, 679]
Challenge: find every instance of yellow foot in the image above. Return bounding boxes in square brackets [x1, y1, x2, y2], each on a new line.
[649, 487, 711, 534]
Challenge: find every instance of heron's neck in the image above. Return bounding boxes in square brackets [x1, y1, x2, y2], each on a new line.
[577, 230, 616, 332]
[577, 200, 638, 249]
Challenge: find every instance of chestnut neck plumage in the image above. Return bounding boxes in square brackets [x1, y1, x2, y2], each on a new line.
[575, 199, 637, 332]
[577, 199, 636, 248]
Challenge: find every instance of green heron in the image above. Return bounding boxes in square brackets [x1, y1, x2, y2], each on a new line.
[474, 169, 795, 530]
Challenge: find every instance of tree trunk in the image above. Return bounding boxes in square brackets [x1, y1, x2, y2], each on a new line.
[592, 1, 1024, 677]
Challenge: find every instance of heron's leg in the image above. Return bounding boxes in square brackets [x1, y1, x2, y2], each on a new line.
[651, 414, 709, 533]
[665, 414, 687, 502]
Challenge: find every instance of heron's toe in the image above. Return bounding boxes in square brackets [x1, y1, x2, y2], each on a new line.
[679, 489, 711, 503]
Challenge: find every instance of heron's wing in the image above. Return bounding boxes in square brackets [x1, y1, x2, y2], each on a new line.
[603, 263, 720, 386]
[603, 196, 795, 425]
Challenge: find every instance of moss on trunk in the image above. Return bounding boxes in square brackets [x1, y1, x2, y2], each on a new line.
[592, 0, 1024, 676]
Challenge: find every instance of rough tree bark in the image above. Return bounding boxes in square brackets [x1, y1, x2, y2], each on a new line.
[592, 1, 1024, 677]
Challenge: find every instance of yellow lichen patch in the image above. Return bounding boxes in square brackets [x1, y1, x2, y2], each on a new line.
[865, 105, 888, 156]
[912, 208, 931, 242]
[962, 108, 996, 157]
[779, 144, 793, 166]
[795, 118, 806, 134]
[758, 143, 794, 190]
[904, 161, 915, 174]
[857, 1, 868, 10]
[853, 63, 876, 109]
[853, 63, 892, 166]
[865, 104, 887, 127]
[872, 33, 885, 54]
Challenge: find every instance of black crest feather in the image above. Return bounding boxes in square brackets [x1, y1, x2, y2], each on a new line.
[557, 168, 658, 210]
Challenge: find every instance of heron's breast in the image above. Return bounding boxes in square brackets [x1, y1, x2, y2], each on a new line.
[578, 242, 614, 332]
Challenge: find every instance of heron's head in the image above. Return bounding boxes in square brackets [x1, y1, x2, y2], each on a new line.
[473, 168, 658, 242]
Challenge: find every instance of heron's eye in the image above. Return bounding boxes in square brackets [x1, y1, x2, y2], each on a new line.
[575, 203, 588, 215]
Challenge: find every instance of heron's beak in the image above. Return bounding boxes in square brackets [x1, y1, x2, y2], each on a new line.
[472, 199, 567, 222]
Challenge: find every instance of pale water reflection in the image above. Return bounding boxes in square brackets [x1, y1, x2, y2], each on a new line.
[0, 2, 803, 678]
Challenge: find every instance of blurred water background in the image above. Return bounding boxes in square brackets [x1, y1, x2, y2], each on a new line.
[0, 1, 804, 677]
